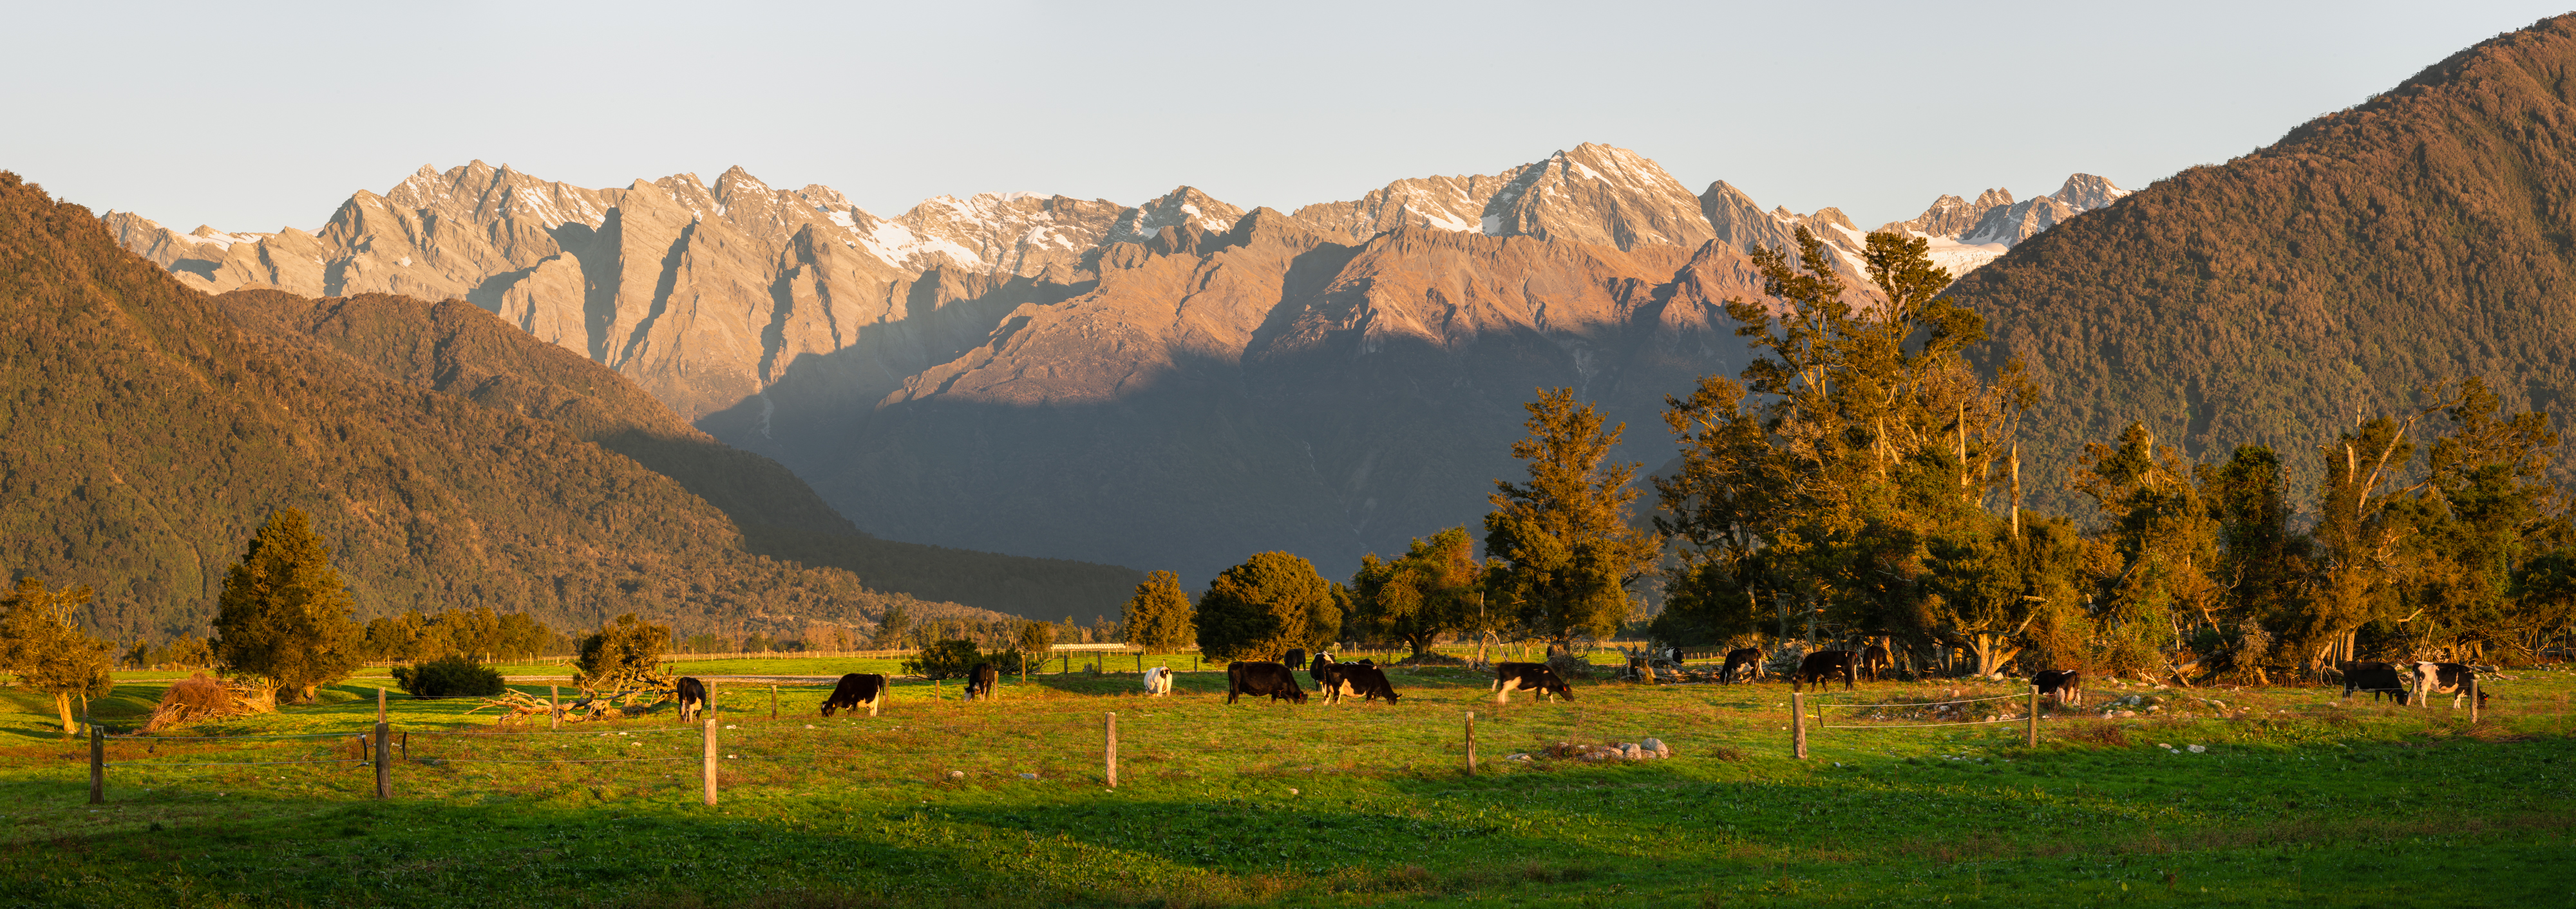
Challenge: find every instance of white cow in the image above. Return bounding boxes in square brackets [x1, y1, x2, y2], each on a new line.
[2407, 661, 2481, 709]
[1142, 666, 1173, 697]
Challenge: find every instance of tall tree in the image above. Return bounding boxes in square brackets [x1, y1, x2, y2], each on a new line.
[1121, 570, 1197, 650]
[211, 509, 364, 702]
[1195, 552, 1338, 662]
[1486, 389, 1662, 649]
[0, 578, 113, 733]
[1661, 228, 2038, 672]
[2071, 422, 2222, 677]
[1349, 527, 1481, 658]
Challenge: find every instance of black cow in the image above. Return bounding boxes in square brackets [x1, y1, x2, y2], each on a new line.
[1792, 651, 1859, 691]
[2340, 662, 2412, 705]
[2406, 661, 2486, 709]
[1492, 662, 1574, 704]
[675, 676, 708, 722]
[965, 662, 998, 700]
[1321, 663, 1401, 705]
[821, 673, 887, 717]
[1719, 647, 1766, 684]
[1859, 646, 1892, 682]
[2032, 670, 2081, 706]
[1226, 661, 1308, 704]
[1283, 648, 1309, 670]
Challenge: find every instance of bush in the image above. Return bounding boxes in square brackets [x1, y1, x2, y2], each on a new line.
[903, 639, 982, 680]
[393, 655, 506, 698]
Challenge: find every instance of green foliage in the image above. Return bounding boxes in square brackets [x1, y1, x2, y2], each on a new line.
[1195, 552, 1339, 662]
[1348, 527, 1481, 656]
[211, 509, 365, 703]
[1014, 619, 1055, 657]
[361, 606, 551, 662]
[0, 577, 112, 732]
[391, 654, 506, 698]
[902, 639, 983, 680]
[1947, 21, 2576, 523]
[1485, 389, 1662, 646]
[573, 614, 670, 694]
[1120, 570, 1196, 650]
[2068, 423, 2220, 675]
[867, 605, 912, 648]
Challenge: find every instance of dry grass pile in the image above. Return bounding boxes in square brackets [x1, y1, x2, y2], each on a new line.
[142, 672, 269, 731]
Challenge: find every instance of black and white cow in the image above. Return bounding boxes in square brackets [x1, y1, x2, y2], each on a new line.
[965, 662, 998, 700]
[1321, 663, 1401, 705]
[1142, 666, 1174, 697]
[2032, 670, 2082, 707]
[1792, 651, 1859, 692]
[1492, 662, 1575, 704]
[1859, 646, 1893, 683]
[1719, 647, 1766, 684]
[2339, 662, 2412, 705]
[674, 676, 708, 722]
[2406, 662, 2485, 709]
[1226, 661, 1308, 704]
[821, 673, 888, 717]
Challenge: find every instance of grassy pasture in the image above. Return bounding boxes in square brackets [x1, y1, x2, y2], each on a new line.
[0, 662, 2570, 907]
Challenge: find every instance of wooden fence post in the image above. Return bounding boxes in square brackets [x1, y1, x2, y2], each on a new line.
[770, 684, 779, 720]
[702, 717, 719, 805]
[374, 687, 392, 799]
[2027, 686, 2040, 747]
[549, 685, 560, 731]
[1792, 692, 1808, 760]
[88, 721, 103, 805]
[1464, 711, 1477, 776]
[2470, 676, 2480, 723]
[1104, 712, 1119, 789]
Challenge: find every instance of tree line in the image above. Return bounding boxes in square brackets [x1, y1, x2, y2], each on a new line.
[1120, 228, 2576, 681]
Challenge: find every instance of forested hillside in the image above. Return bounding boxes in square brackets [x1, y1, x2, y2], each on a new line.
[1949, 14, 2576, 520]
[213, 290, 1145, 621]
[0, 171, 999, 641]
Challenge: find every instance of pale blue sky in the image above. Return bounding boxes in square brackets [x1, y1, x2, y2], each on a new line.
[6, 2, 2565, 232]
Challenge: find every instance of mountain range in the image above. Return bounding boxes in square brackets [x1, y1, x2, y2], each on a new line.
[105, 145, 2119, 584]
[1946, 13, 2576, 520]
[0, 171, 1150, 641]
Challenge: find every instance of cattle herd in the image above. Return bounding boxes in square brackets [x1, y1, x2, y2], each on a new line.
[662, 650, 2490, 719]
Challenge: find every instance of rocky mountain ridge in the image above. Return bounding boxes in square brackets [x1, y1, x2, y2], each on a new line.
[105, 145, 2126, 582]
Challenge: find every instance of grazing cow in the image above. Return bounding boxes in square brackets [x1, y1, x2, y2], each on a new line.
[2032, 670, 2082, 706]
[2340, 663, 2412, 705]
[1492, 662, 1575, 705]
[965, 662, 998, 700]
[674, 677, 708, 722]
[1283, 648, 1309, 670]
[1142, 666, 1174, 696]
[2407, 662, 2485, 709]
[1226, 661, 1308, 704]
[1859, 646, 1893, 682]
[1320, 662, 1402, 705]
[1719, 648, 1766, 684]
[821, 673, 887, 717]
[1792, 651, 1859, 691]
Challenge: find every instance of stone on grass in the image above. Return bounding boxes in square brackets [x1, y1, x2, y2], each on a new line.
[1018, 773, 1039, 780]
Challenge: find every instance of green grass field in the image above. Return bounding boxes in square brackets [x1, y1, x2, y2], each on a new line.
[2, 661, 2570, 908]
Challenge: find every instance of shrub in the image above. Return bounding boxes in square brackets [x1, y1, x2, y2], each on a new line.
[902, 639, 981, 680]
[393, 655, 506, 698]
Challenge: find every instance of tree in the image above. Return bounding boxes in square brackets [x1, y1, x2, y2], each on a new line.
[1485, 388, 1662, 649]
[1349, 527, 1481, 657]
[1196, 552, 1339, 662]
[1122, 570, 1197, 649]
[1015, 620, 1056, 670]
[868, 604, 913, 648]
[904, 639, 983, 681]
[211, 509, 365, 703]
[0, 579, 113, 733]
[574, 614, 671, 694]
[2071, 422, 2223, 677]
